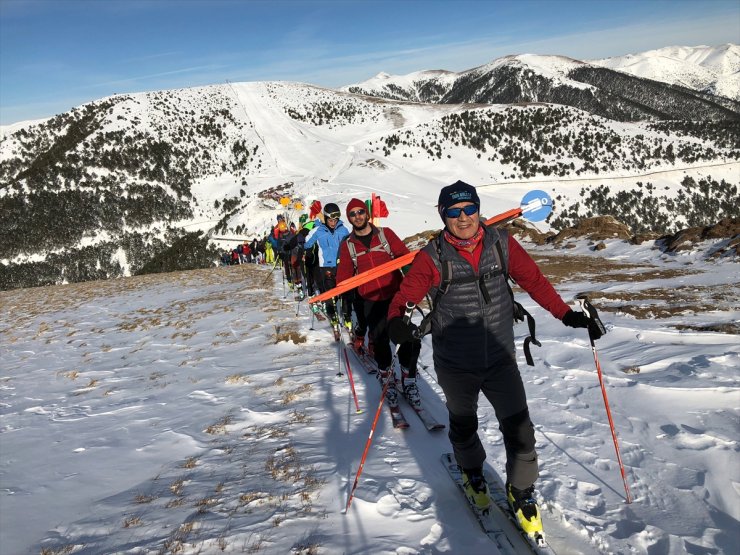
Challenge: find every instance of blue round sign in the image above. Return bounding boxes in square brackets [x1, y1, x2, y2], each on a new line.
[520, 190, 552, 222]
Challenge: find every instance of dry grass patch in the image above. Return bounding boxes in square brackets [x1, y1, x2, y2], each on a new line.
[289, 410, 312, 424]
[206, 415, 232, 435]
[244, 425, 289, 440]
[528, 253, 696, 285]
[40, 546, 78, 555]
[239, 491, 273, 506]
[281, 384, 312, 405]
[584, 284, 739, 323]
[226, 373, 250, 385]
[674, 322, 740, 334]
[123, 515, 142, 528]
[273, 324, 307, 344]
[169, 478, 185, 496]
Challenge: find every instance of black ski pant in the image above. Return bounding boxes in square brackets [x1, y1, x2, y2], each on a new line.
[435, 359, 537, 491]
[319, 267, 352, 321]
[280, 252, 292, 282]
[354, 297, 420, 373]
[304, 259, 319, 296]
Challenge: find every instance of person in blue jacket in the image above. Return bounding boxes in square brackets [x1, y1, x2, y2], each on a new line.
[304, 202, 351, 326]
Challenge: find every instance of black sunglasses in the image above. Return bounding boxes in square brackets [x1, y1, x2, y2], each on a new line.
[444, 204, 479, 218]
[348, 208, 366, 218]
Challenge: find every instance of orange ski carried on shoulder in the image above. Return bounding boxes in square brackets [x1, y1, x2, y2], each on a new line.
[308, 202, 541, 305]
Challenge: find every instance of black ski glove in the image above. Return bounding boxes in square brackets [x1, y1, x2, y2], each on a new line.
[562, 309, 604, 340]
[388, 317, 419, 344]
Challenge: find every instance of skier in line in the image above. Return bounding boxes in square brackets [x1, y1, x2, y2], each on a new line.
[336, 198, 421, 408]
[304, 202, 352, 327]
[387, 181, 605, 537]
[268, 215, 292, 284]
[283, 217, 313, 300]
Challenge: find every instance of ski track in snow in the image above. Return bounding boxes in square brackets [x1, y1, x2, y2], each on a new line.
[0, 251, 738, 554]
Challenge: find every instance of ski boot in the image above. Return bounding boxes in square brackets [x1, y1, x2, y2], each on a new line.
[401, 374, 421, 409]
[377, 368, 398, 407]
[351, 330, 365, 353]
[330, 316, 341, 341]
[462, 468, 491, 512]
[507, 482, 544, 540]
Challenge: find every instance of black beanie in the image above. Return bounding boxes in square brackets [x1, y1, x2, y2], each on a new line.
[437, 180, 480, 220]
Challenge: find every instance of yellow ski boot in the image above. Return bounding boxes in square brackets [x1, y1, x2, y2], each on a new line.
[507, 482, 544, 539]
[462, 469, 491, 513]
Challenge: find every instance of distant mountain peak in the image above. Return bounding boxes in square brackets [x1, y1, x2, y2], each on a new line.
[344, 44, 739, 102]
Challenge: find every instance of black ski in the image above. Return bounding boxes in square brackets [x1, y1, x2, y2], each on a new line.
[388, 402, 409, 429]
[400, 390, 445, 431]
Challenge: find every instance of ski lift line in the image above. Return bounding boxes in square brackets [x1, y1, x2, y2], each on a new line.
[475, 160, 739, 189]
[335, 182, 413, 199]
[182, 219, 221, 228]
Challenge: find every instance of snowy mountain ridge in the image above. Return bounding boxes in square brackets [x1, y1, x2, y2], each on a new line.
[1, 46, 739, 290]
[590, 43, 740, 99]
[344, 44, 740, 105]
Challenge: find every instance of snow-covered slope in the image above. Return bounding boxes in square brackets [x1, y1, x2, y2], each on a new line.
[591, 44, 740, 100]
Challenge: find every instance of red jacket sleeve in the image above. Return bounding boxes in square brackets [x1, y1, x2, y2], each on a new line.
[384, 228, 411, 258]
[507, 235, 571, 320]
[388, 250, 440, 320]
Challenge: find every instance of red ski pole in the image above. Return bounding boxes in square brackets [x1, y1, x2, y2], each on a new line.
[577, 295, 633, 504]
[345, 303, 416, 511]
[343, 346, 362, 413]
[345, 377, 390, 512]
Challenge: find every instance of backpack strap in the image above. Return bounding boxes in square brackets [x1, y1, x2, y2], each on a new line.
[346, 240, 359, 274]
[494, 238, 541, 366]
[418, 234, 452, 337]
[347, 227, 395, 275]
[376, 227, 393, 258]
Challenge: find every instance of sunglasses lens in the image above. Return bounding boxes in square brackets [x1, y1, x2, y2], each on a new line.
[445, 205, 478, 218]
[349, 209, 366, 217]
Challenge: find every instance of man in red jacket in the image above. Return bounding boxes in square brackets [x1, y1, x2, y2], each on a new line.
[337, 198, 421, 408]
[387, 181, 604, 539]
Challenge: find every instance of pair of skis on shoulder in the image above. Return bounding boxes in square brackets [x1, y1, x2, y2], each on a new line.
[442, 453, 556, 555]
[348, 343, 444, 432]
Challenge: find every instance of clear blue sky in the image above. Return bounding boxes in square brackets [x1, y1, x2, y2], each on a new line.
[1, 0, 738, 125]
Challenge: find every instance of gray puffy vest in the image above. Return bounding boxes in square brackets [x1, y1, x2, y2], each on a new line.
[422, 225, 517, 370]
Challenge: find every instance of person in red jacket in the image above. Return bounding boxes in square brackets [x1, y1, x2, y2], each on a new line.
[387, 181, 605, 539]
[337, 198, 421, 408]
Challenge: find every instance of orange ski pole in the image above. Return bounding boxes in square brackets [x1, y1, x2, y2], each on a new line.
[577, 295, 633, 504]
[345, 377, 390, 512]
